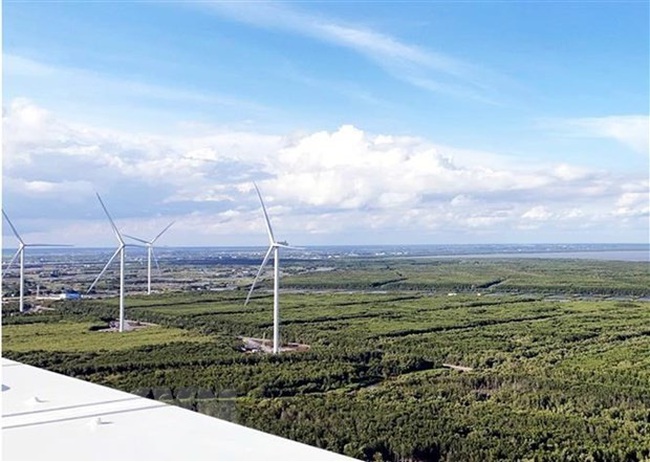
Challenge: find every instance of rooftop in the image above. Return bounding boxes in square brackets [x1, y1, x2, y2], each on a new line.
[2, 358, 356, 461]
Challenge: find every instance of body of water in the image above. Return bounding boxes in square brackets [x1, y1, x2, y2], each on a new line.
[429, 250, 649, 262]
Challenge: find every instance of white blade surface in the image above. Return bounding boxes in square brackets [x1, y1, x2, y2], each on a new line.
[253, 183, 275, 244]
[87, 246, 122, 293]
[244, 245, 274, 306]
[96, 193, 124, 245]
[3, 248, 22, 276]
[152, 221, 175, 244]
[124, 234, 149, 245]
[275, 243, 302, 250]
[2, 210, 24, 245]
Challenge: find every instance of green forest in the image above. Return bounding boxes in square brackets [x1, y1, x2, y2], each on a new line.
[3, 258, 650, 461]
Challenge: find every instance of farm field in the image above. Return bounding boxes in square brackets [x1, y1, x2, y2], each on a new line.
[2, 257, 650, 461]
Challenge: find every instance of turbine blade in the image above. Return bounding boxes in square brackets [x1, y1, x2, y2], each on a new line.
[2, 210, 24, 245]
[253, 183, 275, 244]
[2, 248, 22, 277]
[151, 247, 161, 274]
[276, 244, 303, 250]
[87, 246, 121, 293]
[125, 243, 146, 249]
[151, 221, 174, 244]
[244, 246, 274, 306]
[123, 234, 149, 244]
[96, 193, 124, 244]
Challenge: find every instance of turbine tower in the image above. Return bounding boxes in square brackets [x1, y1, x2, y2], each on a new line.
[87, 193, 127, 332]
[124, 222, 174, 295]
[2, 210, 70, 313]
[245, 183, 294, 354]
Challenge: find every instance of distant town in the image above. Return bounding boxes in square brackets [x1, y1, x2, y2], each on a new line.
[2, 243, 647, 305]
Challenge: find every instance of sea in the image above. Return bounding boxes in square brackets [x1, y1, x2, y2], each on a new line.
[305, 243, 650, 262]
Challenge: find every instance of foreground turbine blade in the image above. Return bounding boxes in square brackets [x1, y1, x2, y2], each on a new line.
[3, 248, 22, 276]
[152, 221, 175, 244]
[276, 243, 303, 250]
[2, 212, 72, 249]
[96, 193, 124, 244]
[87, 246, 121, 293]
[244, 246, 274, 306]
[2, 210, 25, 245]
[123, 234, 149, 245]
[3, 212, 73, 248]
[253, 183, 275, 245]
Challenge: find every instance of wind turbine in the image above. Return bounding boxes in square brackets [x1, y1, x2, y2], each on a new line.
[124, 222, 174, 295]
[245, 183, 295, 354]
[2, 210, 71, 313]
[87, 193, 128, 332]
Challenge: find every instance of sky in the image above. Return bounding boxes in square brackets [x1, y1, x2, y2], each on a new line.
[2, 0, 649, 247]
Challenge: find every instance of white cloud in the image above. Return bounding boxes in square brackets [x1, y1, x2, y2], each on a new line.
[200, 2, 501, 101]
[265, 124, 599, 213]
[522, 206, 553, 221]
[613, 180, 649, 218]
[3, 99, 648, 245]
[4, 177, 94, 197]
[552, 163, 592, 181]
[561, 115, 650, 154]
[450, 195, 474, 207]
[4, 54, 261, 109]
[3, 54, 272, 132]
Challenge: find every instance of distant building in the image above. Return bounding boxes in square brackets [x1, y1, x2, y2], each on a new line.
[59, 290, 81, 300]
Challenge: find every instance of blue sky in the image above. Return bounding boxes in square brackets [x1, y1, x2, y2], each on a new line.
[2, 1, 649, 247]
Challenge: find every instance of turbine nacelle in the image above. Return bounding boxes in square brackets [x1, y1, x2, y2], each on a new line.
[123, 221, 174, 295]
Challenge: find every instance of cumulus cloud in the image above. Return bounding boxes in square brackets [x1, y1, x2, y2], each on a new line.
[265, 124, 619, 214]
[3, 99, 648, 245]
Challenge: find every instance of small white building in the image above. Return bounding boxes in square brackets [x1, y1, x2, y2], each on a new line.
[59, 290, 81, 300]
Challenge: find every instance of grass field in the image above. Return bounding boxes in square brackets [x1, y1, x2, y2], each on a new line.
[2, 321, 213, 352]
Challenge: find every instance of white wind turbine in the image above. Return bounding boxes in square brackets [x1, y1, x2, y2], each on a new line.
[87, 193, 128, 332]
[2, 210, 71, 313]
[245, 183, 296, 354]
[124, 222, 174, 295]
